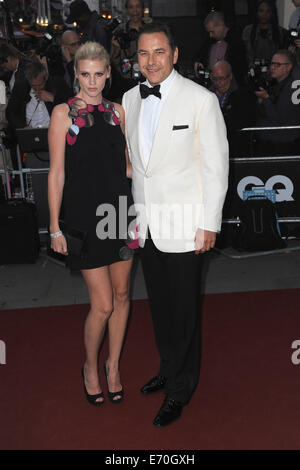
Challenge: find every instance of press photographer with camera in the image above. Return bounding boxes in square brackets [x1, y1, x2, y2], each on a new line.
[66, 0, 110, 52]
[0, 43, 34, 172]
[210, 60, 256, 155]
[110, 0, 144, 94]
[6, 61, 71, 130]
[242, 1, 288, 67]
[61, 30, 81, 88]
[194, 11, 248, 86]
[0, 43, 32, 93]
[30, 30, 81, 90]
[255, 49, 300, 154]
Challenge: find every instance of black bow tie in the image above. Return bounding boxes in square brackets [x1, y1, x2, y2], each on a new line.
[140, 83, 161, 99]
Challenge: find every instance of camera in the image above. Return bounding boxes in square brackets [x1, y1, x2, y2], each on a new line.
[107, 17, 138, 51]
[115, 28, 138, 51]
[196, 67, 211, 89]
[34, 31, 62, 74]
[247, 59, 272, 92]
[288, 28, 300, 46]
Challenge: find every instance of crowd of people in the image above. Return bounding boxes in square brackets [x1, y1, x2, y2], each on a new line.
[193, 2, 300, 155]
[0, 0, 300, 429]
[0, 0, 299, 160]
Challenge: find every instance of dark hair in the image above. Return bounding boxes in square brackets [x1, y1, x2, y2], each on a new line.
[250, 0, 280, 49]
[25, 61, 47, 81]
[137, 23, 177, 52]
[125, 0, 144, 8]
[0, 43, 20, 65]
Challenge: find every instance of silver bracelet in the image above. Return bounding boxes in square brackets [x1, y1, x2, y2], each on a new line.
[50, 231, 63, 239]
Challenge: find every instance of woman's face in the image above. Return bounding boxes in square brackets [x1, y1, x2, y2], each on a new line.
[257, 3, 273, 25]
[76, 59, 110, 98]
[127, 0, 143, 22]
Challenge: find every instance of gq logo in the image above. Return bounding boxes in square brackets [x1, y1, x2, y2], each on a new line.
[237, 175, 294, 202]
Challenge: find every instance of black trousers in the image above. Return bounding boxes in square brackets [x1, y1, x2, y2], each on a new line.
[140, 233, 203, 404]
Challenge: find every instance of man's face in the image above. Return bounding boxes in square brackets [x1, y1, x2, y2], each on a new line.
[257, 2, 272, 25]
[62, 33, 81, 58]
[127, 0, 143, 22]
[29, 73, 46, 92]
[270, 54, 292, 82]
[211, 66, 232, 94]
[138, 32, 178, 86]
[205, 21, 226, 41]
[0, 56, 16, 72]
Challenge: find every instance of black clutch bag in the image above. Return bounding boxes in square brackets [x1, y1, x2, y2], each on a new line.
[59, 220, 88, 258]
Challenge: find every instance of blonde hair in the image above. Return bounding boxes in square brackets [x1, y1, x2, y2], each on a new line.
[74, 41, 110, 71]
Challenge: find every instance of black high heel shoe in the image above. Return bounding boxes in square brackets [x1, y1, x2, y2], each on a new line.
[103, 362, 124, 404]
[81, 366, 104, 406]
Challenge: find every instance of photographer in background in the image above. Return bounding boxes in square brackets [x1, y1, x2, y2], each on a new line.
[255, 49, 300, 154]
[110, 0, 145, 98]
[6, 61, 71, 130]
[111, 0, 144, 78]
[194, 11, 248, 86]
[66, 0, 110, 52]
[242, 1, 288, 67]
[210, 60, 256, 155]
[0, 43, 32, 93]
[0, 43, 33, 172]
[61, 30, 81, 89]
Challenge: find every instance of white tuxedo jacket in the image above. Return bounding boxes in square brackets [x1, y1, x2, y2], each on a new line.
[122, 71, 229, 253]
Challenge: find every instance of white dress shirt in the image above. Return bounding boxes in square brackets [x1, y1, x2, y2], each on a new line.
[9, 69, 17, 93]
[140, 69, 176, 167]
[26, 89, 50, 128]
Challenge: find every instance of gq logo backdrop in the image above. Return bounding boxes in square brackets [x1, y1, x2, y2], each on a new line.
[237, 175, 294, 202]
[223, 159, 300, 219]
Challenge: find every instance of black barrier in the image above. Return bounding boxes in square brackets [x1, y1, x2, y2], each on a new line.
[223, 155, 300, 221]
[229, 126, 300, 158]
[224, 126, 300, 224]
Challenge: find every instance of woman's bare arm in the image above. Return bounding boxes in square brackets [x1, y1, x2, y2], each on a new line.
[48, 103, 70, 253]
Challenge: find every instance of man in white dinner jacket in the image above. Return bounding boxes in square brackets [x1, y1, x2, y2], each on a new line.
[122, 23, 229, 428]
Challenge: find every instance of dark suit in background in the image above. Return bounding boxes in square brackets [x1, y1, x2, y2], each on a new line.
[6, 75, 71, 130]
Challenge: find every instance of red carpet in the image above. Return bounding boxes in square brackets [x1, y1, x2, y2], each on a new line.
[1, 290, 300, 450]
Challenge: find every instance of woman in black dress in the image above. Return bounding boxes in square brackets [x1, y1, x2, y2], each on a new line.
[48, 42, 134, 406]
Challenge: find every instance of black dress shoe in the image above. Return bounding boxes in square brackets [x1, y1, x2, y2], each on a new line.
[153, 396, 183, 427]
[140, 375, 166, 395]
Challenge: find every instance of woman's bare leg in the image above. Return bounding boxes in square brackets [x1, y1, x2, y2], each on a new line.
[82, 265, 113, 403]
[105, 258, 133, 399]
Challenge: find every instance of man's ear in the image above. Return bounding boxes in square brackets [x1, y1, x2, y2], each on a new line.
[173, 47, 179, 65]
